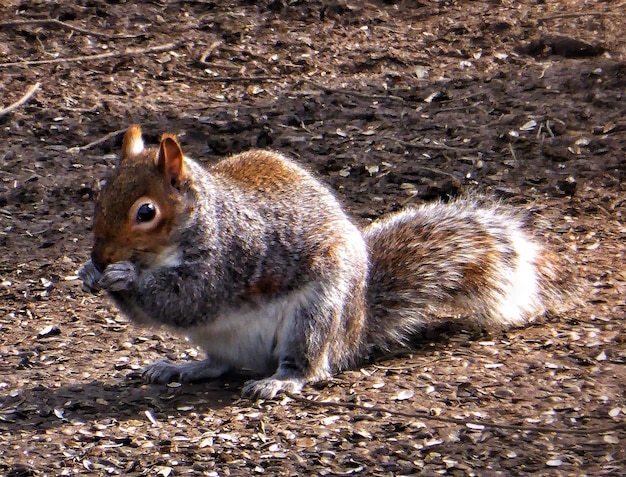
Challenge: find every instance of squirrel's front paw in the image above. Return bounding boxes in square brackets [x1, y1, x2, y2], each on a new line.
[142, 358, 229, 384]
[77, 260, 102, 293]
[99, 261, 138, 292]
[242, 377, 304, 400]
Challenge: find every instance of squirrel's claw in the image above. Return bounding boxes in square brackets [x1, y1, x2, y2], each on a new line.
[142, 359, 181, 384]
[242, 377, 304, 400]
[77, 260, 102, 294]
[99, 261, 138, 292]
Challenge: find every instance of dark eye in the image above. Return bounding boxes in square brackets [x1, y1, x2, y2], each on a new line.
[136, 203, 156, 223]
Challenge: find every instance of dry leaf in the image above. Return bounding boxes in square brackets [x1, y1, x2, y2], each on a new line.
[295, 437, 317, 448]
[608, 407, 622, 417]
[394, 389, 415, 400]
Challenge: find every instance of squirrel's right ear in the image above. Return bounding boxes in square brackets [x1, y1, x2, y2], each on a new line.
[157, 134, 185, 188]
[121, 124, 145, 160]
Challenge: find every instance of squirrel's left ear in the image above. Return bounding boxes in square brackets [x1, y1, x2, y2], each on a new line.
[157, 134, 185, 188]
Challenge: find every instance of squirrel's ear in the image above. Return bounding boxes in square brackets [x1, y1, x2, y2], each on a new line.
[157, 135, 185, 187]
[121, 124, 144, 161]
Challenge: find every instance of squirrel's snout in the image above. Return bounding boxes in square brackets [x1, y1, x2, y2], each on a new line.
[91, 238, 112, 273]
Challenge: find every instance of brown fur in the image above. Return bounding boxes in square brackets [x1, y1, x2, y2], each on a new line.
[92, 151, 186, 268]
[210, 150, 308, 193]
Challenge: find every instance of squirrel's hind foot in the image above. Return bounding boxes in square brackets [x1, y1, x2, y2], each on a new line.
[142, 358, 229, 384]
[242, 377, 305, 400]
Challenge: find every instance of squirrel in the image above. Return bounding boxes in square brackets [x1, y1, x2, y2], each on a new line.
[78, 124, 574, 400]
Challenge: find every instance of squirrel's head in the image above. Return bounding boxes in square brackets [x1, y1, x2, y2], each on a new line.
[91, 125, 190, 271]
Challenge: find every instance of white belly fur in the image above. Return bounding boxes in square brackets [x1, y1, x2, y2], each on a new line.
[184, 285, 314, 374]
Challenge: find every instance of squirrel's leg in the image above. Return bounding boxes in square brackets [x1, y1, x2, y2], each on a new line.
[241, 355, 312, 399]
[142, 358, 230, 384]
[242, 278, 365, 400]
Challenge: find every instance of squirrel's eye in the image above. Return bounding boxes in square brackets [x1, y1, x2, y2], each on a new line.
[136, 203, 156, 223]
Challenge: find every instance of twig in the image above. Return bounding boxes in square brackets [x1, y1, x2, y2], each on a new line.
[174, 71, 280, 83]
[0, 41, 182, 69]
[431, 103, 483, 114]
[436, 91, 486, 104]
[197, 40, 241, 70]
[400, 191, 419, 207]
[537, 12, 618, 24]
[545, 120, 556, 138]
[507, 143, 518, 164]
[286, 393, 626, 436]
[412, 165, 459, 181]
[67, 128, 127, 154]
[301, 79, 406, 102]
[0, 82, 40, 117]
[0, 18, 143, 39]
[198, 62, 241, 71]
[388, 137, 477, 153]
[199, 40, 223, 63]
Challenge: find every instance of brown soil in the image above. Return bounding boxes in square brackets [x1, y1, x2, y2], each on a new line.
[0, 1, 624, 476]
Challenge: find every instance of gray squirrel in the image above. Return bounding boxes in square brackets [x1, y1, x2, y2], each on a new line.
[78, 125, 573, 399]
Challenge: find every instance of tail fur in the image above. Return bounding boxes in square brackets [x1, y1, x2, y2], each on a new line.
[363, 198, 575, 351]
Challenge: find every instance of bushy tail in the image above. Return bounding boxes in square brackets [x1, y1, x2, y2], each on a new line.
[363, 198, 576, 351]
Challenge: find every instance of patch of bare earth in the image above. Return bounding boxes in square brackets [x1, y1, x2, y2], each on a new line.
[0, 1, 624, 476]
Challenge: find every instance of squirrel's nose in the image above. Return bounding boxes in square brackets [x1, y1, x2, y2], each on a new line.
[91, 240, 110, 273]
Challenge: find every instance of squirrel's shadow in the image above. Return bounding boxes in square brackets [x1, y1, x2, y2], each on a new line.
[3, 320, 500, 433]
[1, 374, 245, 433]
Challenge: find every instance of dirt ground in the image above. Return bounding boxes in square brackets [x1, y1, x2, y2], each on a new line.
[0, 1, 624, 476]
